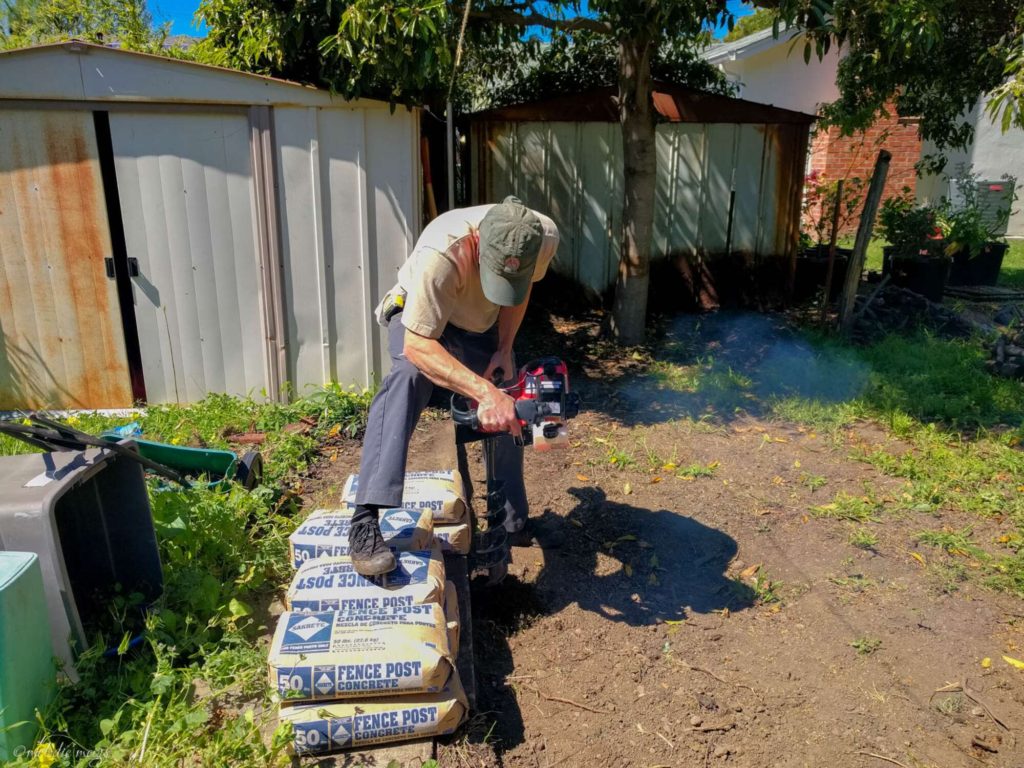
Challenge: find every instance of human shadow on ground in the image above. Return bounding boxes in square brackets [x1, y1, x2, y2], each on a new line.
[466, 486, 754, 759]
[518, 307, 869, 429]
[529, 486, 754, 624]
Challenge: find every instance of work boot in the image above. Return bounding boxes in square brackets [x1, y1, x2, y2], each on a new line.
[348, 519, 396, 576]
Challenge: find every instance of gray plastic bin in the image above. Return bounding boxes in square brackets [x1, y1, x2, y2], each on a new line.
[0, 444, 163, 677]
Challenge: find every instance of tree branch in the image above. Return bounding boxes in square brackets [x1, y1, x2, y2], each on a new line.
[466, 5, 613, 35]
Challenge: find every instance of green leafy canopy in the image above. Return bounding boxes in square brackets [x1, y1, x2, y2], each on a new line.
[0, 0, 170, 51]
[196, 1, 739, 104]
[781, 0, 1024, 160]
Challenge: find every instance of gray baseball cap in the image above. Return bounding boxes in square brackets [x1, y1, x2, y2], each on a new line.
[478, 196, 543, 306]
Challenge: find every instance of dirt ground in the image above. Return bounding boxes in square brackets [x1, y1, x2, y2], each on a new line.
[303, 310, 1024, 768]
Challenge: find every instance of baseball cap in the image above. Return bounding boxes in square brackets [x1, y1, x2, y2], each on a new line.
[478, 196, 543, 306]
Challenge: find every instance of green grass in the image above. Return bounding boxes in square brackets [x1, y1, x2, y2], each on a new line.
[836, 236, 885, 273]
[811, 491, 884, 522]
[647, 319, 1024, 598]
[768, 331, 1024, 596]
[650, 357, 753, 396]
[999, 238, 1024, 289]
[2, 387, 371, 767]
[849, 527, 879, 550]
[915, 527, 988, 560]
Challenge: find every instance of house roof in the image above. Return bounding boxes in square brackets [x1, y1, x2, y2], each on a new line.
[0, 41, 389, 109]
[469, 82, 815, 125]
[702, 26, 802, 65]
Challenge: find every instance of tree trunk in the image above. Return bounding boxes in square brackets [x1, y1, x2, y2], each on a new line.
[611, 31, 657, 345]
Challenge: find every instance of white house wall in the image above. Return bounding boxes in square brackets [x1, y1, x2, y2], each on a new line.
[711, 37, 840, 116]
[109, 110, 269, 403]
[917, 99, 1024, 237]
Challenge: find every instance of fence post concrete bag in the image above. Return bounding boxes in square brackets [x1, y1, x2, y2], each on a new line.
[289, 508, 434, 568]
[444, 579, 460, 658]
[281, 675, 468, 756]
[341, 471, 467, 524]
[269, 602, 454, 702]
[286, 549, 446, 612]
[433, 522, 471, 555]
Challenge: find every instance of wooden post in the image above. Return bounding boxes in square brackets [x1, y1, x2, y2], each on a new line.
[421, 137, 438, 222]
[839, 150, 891, 335]
[819, 178, 843, 323]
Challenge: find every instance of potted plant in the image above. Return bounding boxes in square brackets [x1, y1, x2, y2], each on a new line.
[795, 172, 864, 301]
[940, 171, 1016, 287]
[877, 189, 950, 302]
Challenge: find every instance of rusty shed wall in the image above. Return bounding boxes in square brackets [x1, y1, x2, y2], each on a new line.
[472, 120, 808, 296]
[0, 109, 132, 409]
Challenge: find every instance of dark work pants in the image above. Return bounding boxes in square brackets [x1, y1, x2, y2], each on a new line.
[353, 313, 527, 531]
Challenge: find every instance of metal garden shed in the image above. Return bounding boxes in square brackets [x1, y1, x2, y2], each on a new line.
[469, 84, 815, 304]
[0, 42, 420, 410]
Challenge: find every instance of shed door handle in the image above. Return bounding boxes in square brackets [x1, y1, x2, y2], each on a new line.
[104, 257, 140, 279]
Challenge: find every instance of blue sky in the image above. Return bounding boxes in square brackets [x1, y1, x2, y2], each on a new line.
[151, 0, 206, 35]
[154, 0, 754, 37]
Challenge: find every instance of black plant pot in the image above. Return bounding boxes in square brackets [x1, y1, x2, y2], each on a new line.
[794, 246, 853, 302]
[947, 242, 1008, 287]
[882, 246, 951, 303]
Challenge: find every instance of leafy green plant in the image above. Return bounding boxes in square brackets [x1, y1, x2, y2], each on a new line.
[877, 188, 942, 257]
[751, 574, 781, 604]
[801, 171, 865, 247]
[934, 692, 964, 715]
[851, 636, 882, 655]
[938, 169, 1018, 257]
[676, 461, 719, 479]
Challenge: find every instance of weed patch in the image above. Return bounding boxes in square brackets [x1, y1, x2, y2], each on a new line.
[812, 491, 884, 523]
[851, 636, 882, 656]
[915, 527, 989, 560]
[849, 527, 879, 550]
[2, 387, 370, 766]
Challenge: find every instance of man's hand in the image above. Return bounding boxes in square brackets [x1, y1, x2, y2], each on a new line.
[476, 385, 522, 438]
[483, 349, 514, 385]
[404, 331, 521, 438]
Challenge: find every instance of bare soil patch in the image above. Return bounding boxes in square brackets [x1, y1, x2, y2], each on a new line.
[303, 311, 1024, 768]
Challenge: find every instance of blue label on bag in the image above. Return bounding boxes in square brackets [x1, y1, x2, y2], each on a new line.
[281, 612, 332, 652]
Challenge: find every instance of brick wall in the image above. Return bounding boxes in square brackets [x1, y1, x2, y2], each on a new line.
[804, 110, 922, 237]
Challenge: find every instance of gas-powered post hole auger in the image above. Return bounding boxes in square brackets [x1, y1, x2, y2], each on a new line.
[451, 358, 581, 583]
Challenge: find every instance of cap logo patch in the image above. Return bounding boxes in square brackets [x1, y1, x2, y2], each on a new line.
[503, 256, 520, 273]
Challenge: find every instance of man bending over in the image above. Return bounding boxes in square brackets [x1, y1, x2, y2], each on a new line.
[348, 196, 559, 576]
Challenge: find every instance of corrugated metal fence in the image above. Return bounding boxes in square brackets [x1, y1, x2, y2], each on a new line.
[472, 120, 806, 296]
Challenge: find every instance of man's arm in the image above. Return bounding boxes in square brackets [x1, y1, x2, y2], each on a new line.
[404, 330, 520, 436]
[484, 283, 532, 383]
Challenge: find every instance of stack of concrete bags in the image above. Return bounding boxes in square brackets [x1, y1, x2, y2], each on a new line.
[269, 471, 469, 757]
[341, 470, 472, 555]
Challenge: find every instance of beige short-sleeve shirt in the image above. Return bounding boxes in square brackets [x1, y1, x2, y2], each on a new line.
[395, 205, 558, 338]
